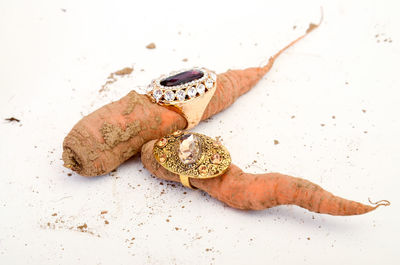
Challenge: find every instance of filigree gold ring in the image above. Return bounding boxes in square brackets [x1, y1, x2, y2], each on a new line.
[153, 130, 231, 189]
[145, 68, 217, 129]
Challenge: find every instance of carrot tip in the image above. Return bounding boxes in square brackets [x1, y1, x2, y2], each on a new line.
[368, 198, 391, 209]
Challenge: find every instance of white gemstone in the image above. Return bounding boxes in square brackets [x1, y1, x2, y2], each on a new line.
[153, 89, 163, 101]
[176, 89, 186, 101]
[178, 134, 201, 165]
[164, 90, 175, 101]
[146, 84, 154, 92]
[205, 79, 214, 89]
[197, 84, 205, 95]
[187, 86, 197, 98]
[210, 72, 217, 81]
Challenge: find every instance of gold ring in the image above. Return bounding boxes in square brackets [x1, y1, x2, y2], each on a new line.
[146, 68, 217, 129]
[153, 130, 231, 189]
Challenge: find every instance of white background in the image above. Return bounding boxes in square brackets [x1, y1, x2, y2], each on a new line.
[1, 0, 399, 264]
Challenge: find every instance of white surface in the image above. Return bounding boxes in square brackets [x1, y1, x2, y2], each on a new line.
[1, 0, 399, 264]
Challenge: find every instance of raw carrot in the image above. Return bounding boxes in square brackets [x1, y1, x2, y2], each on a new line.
[63, 23, 320, 177]
[141, 140, 389, 216]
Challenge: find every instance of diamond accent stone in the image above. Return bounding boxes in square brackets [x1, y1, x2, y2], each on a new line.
[199, 165, 208, 175]
[211, 153, 222, 164]
[153, 89, 163, 101]
[205, 79, 214, 89]
[176, 89, 186, 101]
[210, 72, 217, 81]
[187, 86, 197, 98]
[164, 90, 175, 101]
[146, 84, 154, 93]
[178, 134, 201, 165]
[197, 84, 205, 95]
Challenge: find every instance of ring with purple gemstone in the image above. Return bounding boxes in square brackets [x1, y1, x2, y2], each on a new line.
[153, 130, 231, 189]
[146, 68, 217, 129]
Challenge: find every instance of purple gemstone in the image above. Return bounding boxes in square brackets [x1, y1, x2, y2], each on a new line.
[160, 69, 204, 87]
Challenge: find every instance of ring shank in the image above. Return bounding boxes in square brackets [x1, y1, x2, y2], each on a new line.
[179, 175, 197, 189]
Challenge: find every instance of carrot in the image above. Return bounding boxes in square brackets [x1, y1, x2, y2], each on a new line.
[63, 23, 320, 177]
[141, 139, 389, 215]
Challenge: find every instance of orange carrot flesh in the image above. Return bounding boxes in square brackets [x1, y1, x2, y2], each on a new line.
[141, 140, 389, 216]
[63, 25, 320, 177]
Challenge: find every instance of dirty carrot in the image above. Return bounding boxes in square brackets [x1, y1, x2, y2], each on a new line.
[141, 140, 389, 216]
[63, 23, 320, 177]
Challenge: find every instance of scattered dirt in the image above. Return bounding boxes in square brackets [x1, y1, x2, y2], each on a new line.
[146, 43, 156, 49]
[77, 223, 87, 232]
[114, 67, 133, 76]
[99, 67, 133, 93]
[5, 117, 20, 123]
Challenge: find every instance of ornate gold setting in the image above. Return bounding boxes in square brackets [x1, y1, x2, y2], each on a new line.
[153, 131, 231, 189]
[146, 68, 217, 129]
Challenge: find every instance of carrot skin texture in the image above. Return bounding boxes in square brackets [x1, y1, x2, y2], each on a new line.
[141, 140, 382, 216]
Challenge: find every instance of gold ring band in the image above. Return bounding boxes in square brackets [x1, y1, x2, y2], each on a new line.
[179, 175, 197, 189]
[146, 68, 217, 129]
[153, 130, 231, 189]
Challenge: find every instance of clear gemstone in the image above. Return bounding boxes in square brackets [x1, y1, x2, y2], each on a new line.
[178, 134, 201, 165]
[210, 72, 217, 81]
[164, 90, 175, 101]
[187, 86, 197, 98]
[153, 89, 163, 101]
[197, 84, 205, 95]
[176, 89, 186, 101]
[205, 79, 214, 89]
[146, 84, 154, 93]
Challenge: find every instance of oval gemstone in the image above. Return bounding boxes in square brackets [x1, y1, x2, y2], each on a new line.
[160, 69, 204, 87]
[178, 134, 201, 165]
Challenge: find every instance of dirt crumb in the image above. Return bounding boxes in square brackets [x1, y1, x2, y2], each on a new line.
[100, 210, 108, 215]
[291, 115, 295, 119]
[67, 173, 72, 176]
[274, 140, 279, 145]
[52, 213, 57, 216]
[77, 223, 87, 232]
[320, 124, 325, 127]
[5, 117, 20, 123]
[182, 58, 188, 62]
[146, 43, 156, 49]
[114, 67, 133, 76]
[104, 220, 109, 224]
[307, 237, 310, 240]
[362, 109, 366, 113]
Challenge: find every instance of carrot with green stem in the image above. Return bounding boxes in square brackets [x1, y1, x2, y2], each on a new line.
[63, 21, 321, 177]
[141, 139, 389, 216]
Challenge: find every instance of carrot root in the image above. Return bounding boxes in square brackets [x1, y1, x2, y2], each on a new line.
[63, 19, 321, 176]
[141, 140, 389, 216]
